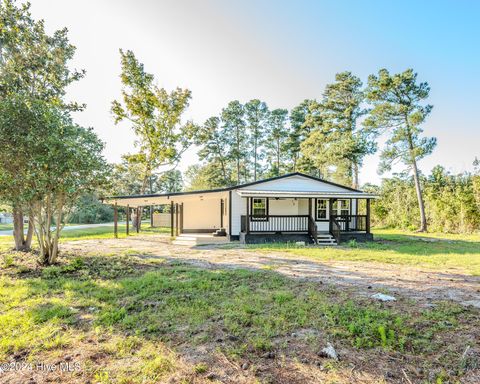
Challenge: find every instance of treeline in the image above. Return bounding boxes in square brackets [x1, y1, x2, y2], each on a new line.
[188, 72, 374, 190]
[368, 165, 480, 233]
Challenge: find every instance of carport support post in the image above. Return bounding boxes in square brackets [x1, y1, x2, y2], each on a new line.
[175, 203, 179, 236]
[126, 205, 130, 235]
[113, 203, 118, 239]
[170, 201, 174, 237]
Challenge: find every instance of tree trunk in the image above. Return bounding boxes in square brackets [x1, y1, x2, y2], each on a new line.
[411, 157, 427, 232]
[276, 139, 280, 176]
[13, 207, 26, 251]
[12, 206, 33, 251]
[353, 162, 359, 189]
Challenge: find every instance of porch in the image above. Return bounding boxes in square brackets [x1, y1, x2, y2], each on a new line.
[239, 196, 372, 245]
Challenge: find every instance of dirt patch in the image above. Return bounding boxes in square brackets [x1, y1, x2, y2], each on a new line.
[63, 234, 480, 309]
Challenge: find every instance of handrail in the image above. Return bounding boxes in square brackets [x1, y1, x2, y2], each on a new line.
[331, 214, 367, 232]
[308, 215, 318, 244]
[330, 216, 341, 244]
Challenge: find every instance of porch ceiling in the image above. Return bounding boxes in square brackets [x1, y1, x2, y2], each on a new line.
[236, 190, 378, 199]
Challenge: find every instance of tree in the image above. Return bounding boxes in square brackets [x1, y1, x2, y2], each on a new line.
[245, 99, 269, 180]
[111, 49, 197, 227]
[473, 158, 480, 211]
[302, 72, 374, 188]
[196, 116, 232, 185]
[156, 170, 183, 193]
[0, 0, 85, 250]
[265, 108, 289, 176]
[286, 100, 316, 173]
[221, 101, 248, 184]
[0, 98, 108, 264]
[365, 68, 436, 231]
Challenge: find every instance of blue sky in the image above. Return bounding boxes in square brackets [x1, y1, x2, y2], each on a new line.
[29, 0, 480, 185]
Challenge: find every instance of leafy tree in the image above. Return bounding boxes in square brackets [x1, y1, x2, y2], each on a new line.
[111, 49, 197, 227]
[473, 158, 480, 210]
[112, 50, 196, 191]
[265, 108, 289, 176]
[0, 98, 108, 264]
[302, 72, 374, 188]
[68, 193, 114, 224]
[221, 101, 248, 184]
[244, 99, 269, 180]
[0, 0, 84, 250]
[196, 116, 232, 185]
[156, 170, 183, 193]
[365, 69, 436, 231]
[286, 99, 316, 173]
[184, 164, 226, 191]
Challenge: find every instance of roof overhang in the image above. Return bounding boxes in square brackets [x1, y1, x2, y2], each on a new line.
[236, 190, 378, 199]
[103, 189, 229, 208]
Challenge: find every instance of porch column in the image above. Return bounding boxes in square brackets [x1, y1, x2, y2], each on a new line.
[366, 198, 371, 234]
[126, 204, 130, 235]
[328, 199, 334, 233]
[246, 198, 250, 234]
[170, 200, 174, 237]
[113, 203, 118, 239]
[175, 203, 179, 236]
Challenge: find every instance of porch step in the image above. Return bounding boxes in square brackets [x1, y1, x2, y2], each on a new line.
[315, 234, 337, 246]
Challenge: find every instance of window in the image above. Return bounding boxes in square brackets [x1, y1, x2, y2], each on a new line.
[316, 199, 328, 220]
[252, 198, 267, 217]
[333, 199, 350, 216]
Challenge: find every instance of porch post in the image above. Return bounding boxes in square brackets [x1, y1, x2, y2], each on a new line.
[126, 205, 130, 235]
[113, 203, 118, 239]
[246, 197, 250, 234]
[175, 203, 179, 236]
[136, 207, 140, 233]
[308, 198, 312, 218]
[328, 199, 334, 233]
[170, 200, 174, 237]
[366, 198, 371, 234]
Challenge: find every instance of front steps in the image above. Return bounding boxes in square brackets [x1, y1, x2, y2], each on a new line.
[315, 233, 337, 246]
[172, 233, 230, 246]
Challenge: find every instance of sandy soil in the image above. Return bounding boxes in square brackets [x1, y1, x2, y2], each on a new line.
[63, 234, 480, 309]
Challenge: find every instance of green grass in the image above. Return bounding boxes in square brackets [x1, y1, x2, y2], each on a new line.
[0, 223, 13, 231]
[0, 250, 478, 383]
[248, 228, 480, 275]
[59, 224, 169, 241]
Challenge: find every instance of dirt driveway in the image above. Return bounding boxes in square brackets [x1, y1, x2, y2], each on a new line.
[63, 234, 480, 309]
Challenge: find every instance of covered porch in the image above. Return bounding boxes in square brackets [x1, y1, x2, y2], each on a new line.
[238, 192, 373, 245]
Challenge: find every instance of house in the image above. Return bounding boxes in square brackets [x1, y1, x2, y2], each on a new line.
[104, 172, 377, 245]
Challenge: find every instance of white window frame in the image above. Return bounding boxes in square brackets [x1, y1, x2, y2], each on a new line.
[333, 199, 350, 216]
[315, 199, 328, 221]
[251, 197, 267, 219]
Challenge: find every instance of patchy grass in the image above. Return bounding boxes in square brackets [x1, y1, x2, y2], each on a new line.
[248, 229, 480, 276]
[59, 224, 169, 241]
[0, 249, 479, 383]
[0, 223, 13, 231]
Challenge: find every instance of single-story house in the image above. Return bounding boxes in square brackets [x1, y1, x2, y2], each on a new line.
[103, 172, 377, 245]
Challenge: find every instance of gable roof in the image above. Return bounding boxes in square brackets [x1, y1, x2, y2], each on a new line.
[105, 172, 363, 201]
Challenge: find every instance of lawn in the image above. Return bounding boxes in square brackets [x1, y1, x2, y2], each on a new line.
[248, 229, 480, 276]
[0, 228, 479, 383]
[0, 249, 479, 383]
